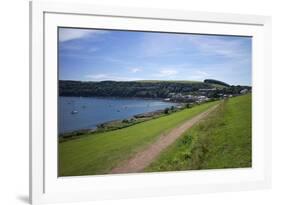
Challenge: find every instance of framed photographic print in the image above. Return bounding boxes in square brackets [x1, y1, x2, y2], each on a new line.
[30, 1, 272, 204]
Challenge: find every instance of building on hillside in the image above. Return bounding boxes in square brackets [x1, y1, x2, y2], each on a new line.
[240, 89, 248, 94]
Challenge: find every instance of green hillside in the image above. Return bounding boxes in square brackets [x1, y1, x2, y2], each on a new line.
[145, 94, 252, 172]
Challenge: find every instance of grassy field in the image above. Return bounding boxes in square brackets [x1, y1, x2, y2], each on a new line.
[145, 94, 252, 172]
[59, 100, 219, 176]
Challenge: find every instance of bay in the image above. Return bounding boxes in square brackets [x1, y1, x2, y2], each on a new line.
[59, 96, 177, 134]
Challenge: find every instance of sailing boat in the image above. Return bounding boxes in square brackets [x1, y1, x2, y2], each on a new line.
[71, 110, 78, 114]
[71, 100, 78, 114]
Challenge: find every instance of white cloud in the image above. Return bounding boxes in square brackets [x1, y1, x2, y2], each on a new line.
[85, 74, 141, 81]
[85, 74, 108, 80]
[188, 70, 212, 80]
[187, 35, 249, 58]
[145, 68, 180, 79]
[139, 33, 250, 60]
[139, 33, 185, 57]
[88, 47, 99, 53]
[59, 28, 108, 42]
[195, 70, 208, 76]
[129, 67, 142, 73]
[156, 69, 179, 77]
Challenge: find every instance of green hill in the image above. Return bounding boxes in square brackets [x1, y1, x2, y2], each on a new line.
[59, 80, 250, 102]
[59, 80, 212, 98]
[145, 94, 252, 172]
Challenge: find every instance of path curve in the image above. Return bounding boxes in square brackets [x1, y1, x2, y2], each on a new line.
[110, 104, 219, 174]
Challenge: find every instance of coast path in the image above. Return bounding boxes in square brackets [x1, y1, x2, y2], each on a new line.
[110, 104, 219, 174]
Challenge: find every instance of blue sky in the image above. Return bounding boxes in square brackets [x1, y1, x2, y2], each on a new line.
[59, 28, 252, 85]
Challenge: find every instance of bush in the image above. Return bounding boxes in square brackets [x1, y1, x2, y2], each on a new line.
[99, 123, 105, 128]
[122, 119, 129, 123]
[164, 108, 169, 114]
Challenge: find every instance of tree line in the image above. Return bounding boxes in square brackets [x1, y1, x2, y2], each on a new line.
[59, 80, 250, 99]
[59, 80, 213, 98]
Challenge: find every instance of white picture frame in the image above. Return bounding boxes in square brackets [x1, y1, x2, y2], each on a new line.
[30, 1, 272, 204]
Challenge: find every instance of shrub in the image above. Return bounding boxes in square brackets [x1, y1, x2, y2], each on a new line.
[122, 119, 129, 123]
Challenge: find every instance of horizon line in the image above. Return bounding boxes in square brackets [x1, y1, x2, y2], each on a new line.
[59, 79, 252, 86]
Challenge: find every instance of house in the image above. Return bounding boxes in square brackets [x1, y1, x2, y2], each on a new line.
[240, 89, 248, 94]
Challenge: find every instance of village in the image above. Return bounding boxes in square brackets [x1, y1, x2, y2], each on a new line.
[164, 87, 250, 104]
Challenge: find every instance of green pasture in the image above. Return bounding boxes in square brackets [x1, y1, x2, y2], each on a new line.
[146, 94, 252, 172]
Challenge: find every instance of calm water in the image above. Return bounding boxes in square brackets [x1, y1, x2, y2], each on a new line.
[59, 96, 177, 134]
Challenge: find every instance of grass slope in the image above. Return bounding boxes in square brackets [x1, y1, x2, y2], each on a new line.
[59, 101, 219, 176]
[145, 94, 252, 172]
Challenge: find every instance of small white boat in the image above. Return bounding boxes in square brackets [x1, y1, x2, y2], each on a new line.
[71, 110, 78, 114]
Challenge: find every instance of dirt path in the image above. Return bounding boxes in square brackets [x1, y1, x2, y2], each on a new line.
[110, 104, 219, 174]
